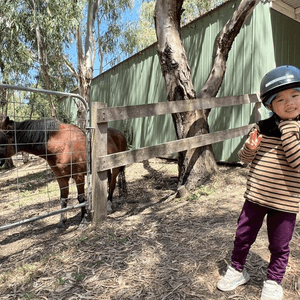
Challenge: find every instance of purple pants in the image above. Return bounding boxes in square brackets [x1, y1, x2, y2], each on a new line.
[231, 200, 296, 284]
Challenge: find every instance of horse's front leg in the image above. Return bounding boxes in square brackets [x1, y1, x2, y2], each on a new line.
[72, 170, 89, 229]
[107, 167, 120, 212]
[76, 178, 89, 228]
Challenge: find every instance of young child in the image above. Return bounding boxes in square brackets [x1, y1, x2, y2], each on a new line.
[217, 65, 300, 300]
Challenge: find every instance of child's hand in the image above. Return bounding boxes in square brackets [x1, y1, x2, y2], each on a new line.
[245, 129, 262, 150]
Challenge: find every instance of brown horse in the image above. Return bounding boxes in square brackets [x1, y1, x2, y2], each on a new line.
[0, 117, 127, 228]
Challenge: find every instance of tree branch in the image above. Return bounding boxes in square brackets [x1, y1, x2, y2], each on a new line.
[199, 0, 260, 103]
[62, 55, 78, 78]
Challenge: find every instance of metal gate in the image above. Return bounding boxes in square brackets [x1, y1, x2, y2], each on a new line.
[0, 84, 91, 231]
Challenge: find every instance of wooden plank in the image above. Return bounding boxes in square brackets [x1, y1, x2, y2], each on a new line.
[91, 102, 108, 223]
[254, 101, 262, 122]
[97, 94, 260, 123]
[271, 1, 298, 22]
[96, 124, 254, 172]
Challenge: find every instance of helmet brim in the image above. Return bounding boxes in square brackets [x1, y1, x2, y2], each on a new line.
[262, 83, 300, 106]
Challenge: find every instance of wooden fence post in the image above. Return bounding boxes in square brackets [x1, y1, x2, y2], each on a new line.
[91, 102, 108, 224]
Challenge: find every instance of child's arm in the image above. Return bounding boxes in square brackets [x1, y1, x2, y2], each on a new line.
[238, 127, 262, 164]
[278, 120, 300, 170]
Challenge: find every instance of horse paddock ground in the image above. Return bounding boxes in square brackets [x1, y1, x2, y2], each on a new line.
[0, 157, 300, 299]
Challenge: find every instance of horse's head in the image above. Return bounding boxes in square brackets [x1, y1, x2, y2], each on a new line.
[1, 116, 14, 132]
[0, 130, 8, 167]
[0, 117, 16, 166]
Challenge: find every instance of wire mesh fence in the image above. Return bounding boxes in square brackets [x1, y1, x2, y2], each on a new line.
[0, 84, 90, 232]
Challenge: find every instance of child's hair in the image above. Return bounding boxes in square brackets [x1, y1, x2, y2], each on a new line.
[260, 65, 300, 107]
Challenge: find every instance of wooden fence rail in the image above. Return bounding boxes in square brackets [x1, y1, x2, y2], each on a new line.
[91, 94, 261, 222]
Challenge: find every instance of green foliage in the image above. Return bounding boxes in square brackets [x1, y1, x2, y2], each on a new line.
[0, 0, 138, 121]
[188, 181, 218, 201]
[129, 0, 228, 52]
[73, 272, 85, 282]
[95, 0, 135, 73]
[182, 0, 225, 24]
[4, 87, 75, 123]
[57, 275, 67, 285]
[0, 0, 81, 91]
[23, 292, 34, 300]
[56, 103, 74, 124]
[134, 1, 157, 51]
[0, 2, 33, 75]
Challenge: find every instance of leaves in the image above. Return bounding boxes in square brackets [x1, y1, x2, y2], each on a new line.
[129, 0, 228, 52]
[94, 0, 135, 73]
[0, 0, 83, 89]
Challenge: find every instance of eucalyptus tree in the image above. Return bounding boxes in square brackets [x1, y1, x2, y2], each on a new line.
[154, 0, 261, 191]
[0, 2, 35, 169]
[22, 0, 83, 118]
[131, 0, 227, 51]
[0, 2, 33, 84]
[0, 0, 82, 119]
[1, 0, 136, 127]
[63, 0, 134, 127]
[96, 0, 135, 73]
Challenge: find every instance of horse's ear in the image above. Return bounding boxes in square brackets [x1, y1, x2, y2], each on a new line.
[1, 116, 10, 130]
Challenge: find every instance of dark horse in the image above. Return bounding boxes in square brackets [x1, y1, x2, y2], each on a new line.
[0, 117, 127, 228]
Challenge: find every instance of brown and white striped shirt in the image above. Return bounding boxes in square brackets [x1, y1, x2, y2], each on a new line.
[238, 115, 300, 213]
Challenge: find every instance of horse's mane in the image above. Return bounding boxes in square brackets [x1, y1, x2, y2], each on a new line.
[11, 119, 61, 151]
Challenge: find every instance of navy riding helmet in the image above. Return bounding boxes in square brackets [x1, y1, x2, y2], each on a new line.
[260, 65, 300, 107]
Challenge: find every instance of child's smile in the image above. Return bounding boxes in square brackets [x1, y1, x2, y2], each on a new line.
[269, 88, 300, 120]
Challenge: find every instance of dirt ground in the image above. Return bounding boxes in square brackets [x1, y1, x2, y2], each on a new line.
[0, 157, 300, 300]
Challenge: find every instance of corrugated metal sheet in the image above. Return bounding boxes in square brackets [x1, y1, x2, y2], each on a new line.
[208, 1, 276, 161]
[85, 0, 300, 162]
[271, 9, 300, 66]
[90, 45, 173, 149]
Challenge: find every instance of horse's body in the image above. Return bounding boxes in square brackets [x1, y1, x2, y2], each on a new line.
[0, 117, 127, 228]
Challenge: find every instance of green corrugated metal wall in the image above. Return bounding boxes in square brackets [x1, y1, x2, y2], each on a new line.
[90, 42, 171, 149]
[70, 0, 300, 162]
[208, 0, 275, 161]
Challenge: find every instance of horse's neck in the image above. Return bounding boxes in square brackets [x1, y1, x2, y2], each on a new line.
[13, 123, 48, 155]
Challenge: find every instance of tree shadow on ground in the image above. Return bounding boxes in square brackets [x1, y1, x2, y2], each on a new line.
[1, 160, 299, 299]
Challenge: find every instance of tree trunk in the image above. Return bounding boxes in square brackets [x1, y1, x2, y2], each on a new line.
[154, 0, 217, 191]
[154, 0, 260, 191]
[31, 0, 57, 119]
[199, 0, 261, 103]
[67, 0, 99, 129]
[77, 68, 90, 129]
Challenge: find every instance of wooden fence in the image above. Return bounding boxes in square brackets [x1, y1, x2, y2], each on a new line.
[91, 94, 261, 223]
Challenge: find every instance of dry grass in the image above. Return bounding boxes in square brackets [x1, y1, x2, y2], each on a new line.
[0, 157, 300, 299]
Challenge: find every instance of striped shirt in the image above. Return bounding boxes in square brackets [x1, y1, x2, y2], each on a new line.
[238, 115, 300, 213]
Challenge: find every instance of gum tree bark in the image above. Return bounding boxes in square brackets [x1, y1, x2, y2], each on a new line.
[154, 0, 260, 192]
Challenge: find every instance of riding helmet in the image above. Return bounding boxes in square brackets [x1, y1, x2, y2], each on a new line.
[260, 65, 300, 107]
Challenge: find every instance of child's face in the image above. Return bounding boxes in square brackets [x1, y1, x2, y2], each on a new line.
[268, 88, 300, 120]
